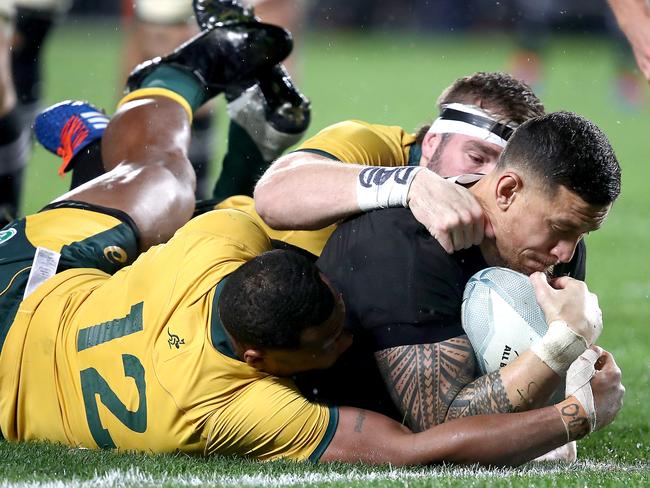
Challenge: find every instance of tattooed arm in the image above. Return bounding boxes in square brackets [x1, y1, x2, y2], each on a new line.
[375, 335, 562, 432]
[323, 348, 623, 465]
[321, 398, 587, 466]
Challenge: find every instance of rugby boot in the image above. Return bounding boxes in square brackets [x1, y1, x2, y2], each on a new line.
[34, 100, 109, 175]
[125, 22, 293, 100]
[193, 0, 257, 29]
[227, 64, 310, 161]
[257, 64, 310, 135]
[194, 0, 310, 134]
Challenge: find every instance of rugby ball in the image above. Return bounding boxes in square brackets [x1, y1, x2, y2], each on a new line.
[461, 267, 548, 375]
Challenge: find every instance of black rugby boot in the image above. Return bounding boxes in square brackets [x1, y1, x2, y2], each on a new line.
[257, 64, 310, 134]
[193, 0, 310, 134]
[126, 22, 292, 99]
[193, 0, 257, 29]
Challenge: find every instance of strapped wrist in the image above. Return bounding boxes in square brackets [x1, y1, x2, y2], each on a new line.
[356, 166, 423, 211]
[531, 320, 588, 376]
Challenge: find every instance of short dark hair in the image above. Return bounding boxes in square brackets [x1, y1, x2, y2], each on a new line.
[416, 72, 545, 144]
[497, 111, 621, 205]
[219, 249, 335, 349]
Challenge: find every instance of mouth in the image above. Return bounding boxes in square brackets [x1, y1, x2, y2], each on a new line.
[524, 257, 557, 274]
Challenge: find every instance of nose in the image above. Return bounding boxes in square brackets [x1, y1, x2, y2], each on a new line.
[551, 239, 579, 263]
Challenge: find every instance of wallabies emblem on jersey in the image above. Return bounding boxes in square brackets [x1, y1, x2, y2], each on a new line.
[103, 245, 128, 264]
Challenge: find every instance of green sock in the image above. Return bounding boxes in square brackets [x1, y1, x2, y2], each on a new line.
[140, 65, 208, 112]
[212, 121, 268, 201]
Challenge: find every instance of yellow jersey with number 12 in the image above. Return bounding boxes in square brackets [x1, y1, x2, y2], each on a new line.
[0, 209, 337, 461]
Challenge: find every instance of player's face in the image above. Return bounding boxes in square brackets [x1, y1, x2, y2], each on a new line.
[262, 288, 352, 376]
[493, 183, 610, 275]
[422, 133, 502, 177]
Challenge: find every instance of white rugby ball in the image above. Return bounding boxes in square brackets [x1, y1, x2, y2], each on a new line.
[461, 267, 548, 375]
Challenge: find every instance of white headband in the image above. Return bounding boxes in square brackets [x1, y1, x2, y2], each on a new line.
[428, 103, 515, 148]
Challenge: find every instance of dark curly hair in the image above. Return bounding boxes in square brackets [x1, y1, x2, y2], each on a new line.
[219, 249, 335, 349]
[416, 72, 545, 144]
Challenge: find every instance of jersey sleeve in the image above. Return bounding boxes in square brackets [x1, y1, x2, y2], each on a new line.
[203, 376, 338, 462]
[317, 208, 471, 351]
[296, 120, 414, 167]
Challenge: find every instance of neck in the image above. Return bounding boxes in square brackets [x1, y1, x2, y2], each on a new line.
[469, 177, 503, 267]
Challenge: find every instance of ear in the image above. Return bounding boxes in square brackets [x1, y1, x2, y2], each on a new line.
[420, 130, 442, 161]
[494, 172, 523, 211]
[243, 348, 265, 369]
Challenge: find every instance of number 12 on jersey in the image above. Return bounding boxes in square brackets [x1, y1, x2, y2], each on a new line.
[77, 302, 147, 448]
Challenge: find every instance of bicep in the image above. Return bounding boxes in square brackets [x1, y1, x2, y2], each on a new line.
[374, 335, 476, 432]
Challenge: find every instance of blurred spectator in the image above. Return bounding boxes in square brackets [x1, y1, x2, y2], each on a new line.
[506, 0, 646, 108]
[608, 0, 650, 82]
[0, 0, 70, 226]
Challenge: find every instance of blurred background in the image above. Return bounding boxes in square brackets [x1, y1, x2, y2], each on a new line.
[1, 0, 648, 460]
[12, 0, 649, 210]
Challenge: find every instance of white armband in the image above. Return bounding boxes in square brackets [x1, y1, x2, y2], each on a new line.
[356, 166, 423, 211]
[531, 320, 588, 376]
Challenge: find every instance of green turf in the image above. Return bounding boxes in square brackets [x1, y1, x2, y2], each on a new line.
[5, 22, 650, 487]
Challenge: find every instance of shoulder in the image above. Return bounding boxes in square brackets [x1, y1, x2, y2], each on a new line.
[176, 208, 272, 258]
[297, 120, 415, 166]
[319, 208, 441, 273]
[317, 209, 471, 344]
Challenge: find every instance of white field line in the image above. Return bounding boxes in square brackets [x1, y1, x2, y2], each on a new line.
[1, 461, 648, 488]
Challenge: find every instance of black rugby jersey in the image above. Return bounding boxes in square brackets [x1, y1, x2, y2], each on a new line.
[294, 208, 585, 418]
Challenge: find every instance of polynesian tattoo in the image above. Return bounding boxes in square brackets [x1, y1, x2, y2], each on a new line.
[375, 336, 476, 432]
[445, 369, 513, 421]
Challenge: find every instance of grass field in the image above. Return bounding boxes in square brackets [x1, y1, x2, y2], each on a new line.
[2, 21, 649, 487]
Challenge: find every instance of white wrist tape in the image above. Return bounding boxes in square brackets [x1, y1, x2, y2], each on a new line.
[565, 348, 599, 432]
[356, 166, 423, 211]
[531, 320, 588, 376]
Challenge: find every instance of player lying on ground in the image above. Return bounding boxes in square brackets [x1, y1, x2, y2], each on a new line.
[265, 109, 623, 443]
[0, 19, 624, 466]
[251, 65, 618, 462]
[38, 71, 534, 259]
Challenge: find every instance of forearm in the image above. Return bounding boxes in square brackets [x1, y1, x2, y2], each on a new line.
[323, 398, 588, 467]
[408, 398, 587, 467]
[608, 0, 649, 30]
[446, 350, 560, 420]
[254, 152, 362, 229]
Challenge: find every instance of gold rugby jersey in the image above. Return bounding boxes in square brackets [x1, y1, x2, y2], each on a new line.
[204, 120, 421, 256]
[0, 208, 337, 461]
[297, 119, 418, 167]
[214, 195, 335, 257]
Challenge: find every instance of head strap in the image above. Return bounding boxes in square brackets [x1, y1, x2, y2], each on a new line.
[428, 103, 516, 147]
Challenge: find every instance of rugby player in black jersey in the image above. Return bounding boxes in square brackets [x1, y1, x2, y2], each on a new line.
[289, 112, 621, 452]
